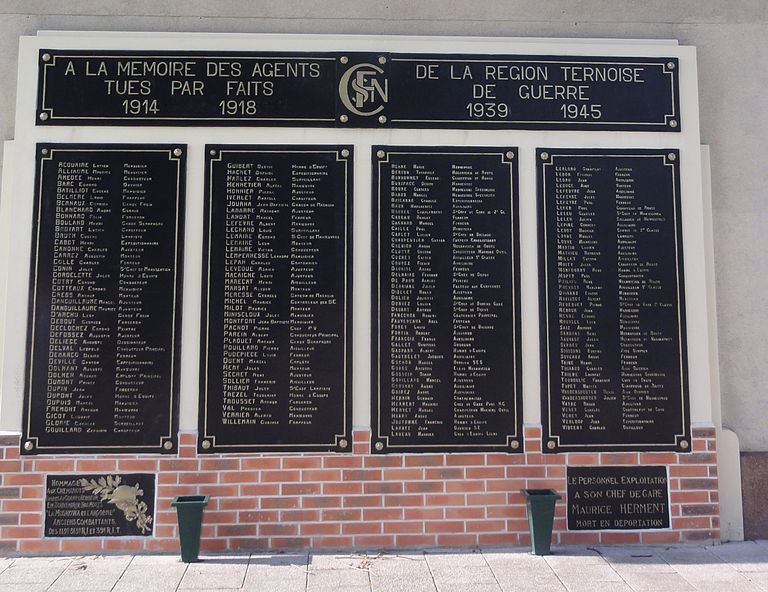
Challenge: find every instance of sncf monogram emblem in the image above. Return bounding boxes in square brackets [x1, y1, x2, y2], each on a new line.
[339, 63, 389, 116]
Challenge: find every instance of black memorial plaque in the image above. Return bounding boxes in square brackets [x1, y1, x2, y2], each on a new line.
[37, 50, 679, 131]
[45, 473, 155, 537]
[23, 144, 185, 455]
[567, 466, 670, 530]
[200, 145, 352, 453]
[373, 147, 522, 453]
[538, 149, 689, 453]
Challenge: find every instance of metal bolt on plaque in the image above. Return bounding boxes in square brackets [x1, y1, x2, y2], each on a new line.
[374, 441, 384, 451]
[339, 114, 349, 123]
[667, 152, 677, 161]
[506, 151, 515, 160]
[41, 148, 49, 156]
[338, 439, 349, 449]
[378, 115, 387, 124]
[547, 440, 556, 450]
[173, 148, 183, 157]
[209, 149, 217, 156]
[163, 441, 173, 450]
[39, 112, 49, 121]
[340, 56, 348, 64]
[540, 152, 550, 161]
[667, 61, 676, 69]
[24, 441, 33, 451]
[340, 149, 350, 158]
[201, 440, 211, 450]
[669, 119, 678, 128]
[376, 150, 385, 158]
[41, 53, 51, 62]
[680, 440, 689, 449]
[378, 56, 387, 65]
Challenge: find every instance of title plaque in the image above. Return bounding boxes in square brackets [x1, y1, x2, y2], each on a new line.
[37, 50, 679, 131]
[538, 149, 689, 453]
[45, 473, 155, 537]
[23, 144, 185, 455]
[567, 466, 670, 530]
[200, 145, 352, 453]
[373, 146, 523, 453]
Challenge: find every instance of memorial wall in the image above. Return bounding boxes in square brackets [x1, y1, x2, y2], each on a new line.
[0, 32, 722, 553]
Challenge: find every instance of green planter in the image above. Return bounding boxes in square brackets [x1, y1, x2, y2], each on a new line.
[521, 488, 561, 555]
[171, 495, 210, 563]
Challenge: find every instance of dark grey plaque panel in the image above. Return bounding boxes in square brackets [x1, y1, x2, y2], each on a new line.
[567, 466, 670, 530]
[200, 145, 353, 453]
[538, 149, 689, 453]
[372, 146, 523, 453]
[23, 144, 185, 455]
[37, 50, 680, 131]
[45, 473, 155, 537]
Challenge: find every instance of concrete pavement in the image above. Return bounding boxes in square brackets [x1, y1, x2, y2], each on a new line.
[2, 541, 768, 591]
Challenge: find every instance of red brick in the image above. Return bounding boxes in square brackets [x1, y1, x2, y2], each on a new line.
[446, 507, 484, 519]
[680, 478, 717, 490]
[0, 514, 18, 525]
[3, 500, 41, 512]
[404, 481, 443, 493]
[323, 509, 361, 521]
[262, 470, 301, 483]
[423, 467, 463, 480]
[682, 529, 718, 542]
[396, 534, 435, 546]
[262, 496, 300, 509]
[446, 454, 485, 466]
[178, 433, 196, 446]
[466, 467, 505, 479]
[465, 520, 505, 533]
[197, 485, 239, 497]
[158, 473, 178, 484]
[242, 458, 281, 470]
[33, 459, 75, 471]
[385, 494, 424, 507]
[200, 538, 228, 552]
[404, 454, 445, 466]
[343, 496, 382, 508]
[230, 538, 270, 551]
[313, 536, 354, 548]
[3, 473, 43, 486]
[681, 504, 718, 516]
[559, 532, 600, 545]
[281, 509, 320, 521]
[303, 496, 341, 509]
[342, 469, 381, 481]
[546, 466, 566, 478]
[479, 533, 519, 546]
[601, 532, 641, 544]
[160, 459, 198, 471]
[323, 482, 362, 495]
[670, 465, 708, 477]
[506, 466, 545, 478]
[640, 530, 680, 545]
[672, 517, 710, 529]
[74, 459, 117, 472]
[282, 457, 323, 469]
[692, 427, 716, 438]
[2, 526, 40, 538]
[353, 443, 369, 455]
[301, 522, 341, 535]
[270, 537, 308, 548]
[354, 535, 394, 548]
[62, 539, 104, 553]
[600, 453, 638, 464]
[158, 485, 197, 498]
[282, 483, 322, 496]
[342, 522, 381, 535]
[200, 458, 240, 471]
[364, 508, 403, 521]
[364, 482, 402, 494]
[323, 456, 363, 468]
[353, 430, 371, 442]
[566, 453, 600, 465]
[384, 468, 423, 480]
[404, 508, 443, 520]
[0, 461, 21, 472]
[240, 511, 279, 522]
[220, 471, 260, 484]
[218, 524, 258, 536]
[118, 459, 159, 471]
[384, 521, 424, 534]
[19, 539, 61, 553]
[302, 469, 341, 482]
[486, 453, 525, 466]
[178, 445, 196, 459]
[438, 534, 478, 546]
[639, 452, 678, 465]
[487, 505, 526, 518]
[178, 472, 217, 485]
[426, 494, 465, 506]
[145, 539, 180, 552]
[240, 484, 280, 496]
[425, 521, 464, 533]
[446, 481, 484, 493]
[467, 493, 507, 505]
[3, 448, 20, 460]
[364, 456, 404, 468]
[260, 523, 298, 536]
[671, 491, 710, 504]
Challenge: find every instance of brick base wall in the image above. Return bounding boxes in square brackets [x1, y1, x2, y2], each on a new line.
[0, 426, 719, 554]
